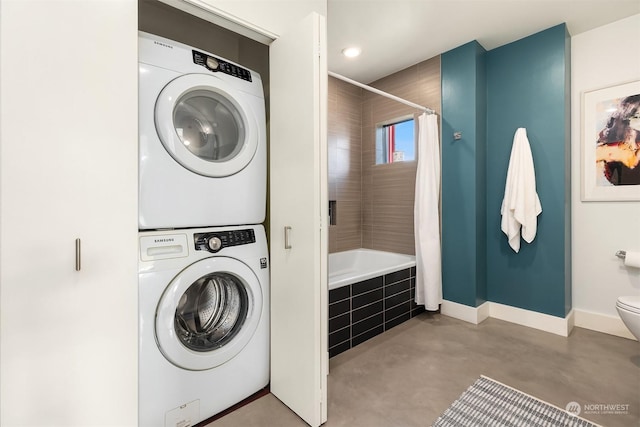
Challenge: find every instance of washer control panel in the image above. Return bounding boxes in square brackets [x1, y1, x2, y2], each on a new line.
[192, 50, 252, 82]
[194, 229, 256, 253]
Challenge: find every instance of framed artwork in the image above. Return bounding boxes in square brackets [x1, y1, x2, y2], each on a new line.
[581, 80, 640, 201]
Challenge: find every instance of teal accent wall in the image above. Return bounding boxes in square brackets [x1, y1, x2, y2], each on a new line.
[440, 24, 571, 317]
[563, 28, 572, 318]
[441, 41, 487, 307]
[475, 43, 487, 307]
[486, 24, 571, 318]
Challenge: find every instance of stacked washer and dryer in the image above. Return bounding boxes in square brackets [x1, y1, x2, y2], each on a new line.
[138, 32, 269, 427]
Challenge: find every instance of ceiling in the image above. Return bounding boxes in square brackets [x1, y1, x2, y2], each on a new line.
[327, 0, 640, 84]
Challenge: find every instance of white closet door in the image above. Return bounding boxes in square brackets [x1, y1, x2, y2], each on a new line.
[0, 1, 138, 425]
[269, 12, 328, 427]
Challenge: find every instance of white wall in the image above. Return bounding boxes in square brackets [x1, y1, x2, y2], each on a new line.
[571, 14, 640, 338]
[159, 0, 327, 41]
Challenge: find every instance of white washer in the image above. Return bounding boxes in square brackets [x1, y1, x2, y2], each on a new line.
[139, 225, 269, 427]
[139, 31, 266, 229]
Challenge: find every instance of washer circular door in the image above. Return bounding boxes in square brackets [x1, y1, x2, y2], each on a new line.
[155, 74, 259, 177]
[155, 256, 263, 371]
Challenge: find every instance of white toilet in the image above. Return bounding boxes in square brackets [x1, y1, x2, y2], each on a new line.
[616, 296, 640, 341]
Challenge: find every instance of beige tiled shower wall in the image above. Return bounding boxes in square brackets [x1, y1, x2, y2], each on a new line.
[362, 56, 441, 255]
[328, 56, 441, 255]
[328, 77, 363, 253]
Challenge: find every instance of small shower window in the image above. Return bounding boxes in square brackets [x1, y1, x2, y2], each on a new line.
[375, 116, 415, 164]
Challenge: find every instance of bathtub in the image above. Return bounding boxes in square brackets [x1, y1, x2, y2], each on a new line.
[327, 249, 423, 357]
[328, 248, 416, 290]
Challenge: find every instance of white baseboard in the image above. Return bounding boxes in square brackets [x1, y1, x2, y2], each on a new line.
[441, 300, 574, 337]
[489, 302, 574, 337]
[441, 300, 490, 325]
[441, 300, 639, 340]
[574, 309, 637, 341]
[478, 301, 491, 323]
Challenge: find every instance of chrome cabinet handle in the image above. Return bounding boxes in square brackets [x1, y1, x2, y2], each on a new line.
[284, 226, 292, 249]
[75, 238, 81, 271]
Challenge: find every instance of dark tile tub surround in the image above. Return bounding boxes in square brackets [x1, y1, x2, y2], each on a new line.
[328, 267, 424, 358]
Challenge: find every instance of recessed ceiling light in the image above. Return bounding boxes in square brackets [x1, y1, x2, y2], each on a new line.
[342, 47, 361, 58]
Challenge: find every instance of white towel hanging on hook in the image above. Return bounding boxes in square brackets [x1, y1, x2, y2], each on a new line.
[500, 128, 542, 253]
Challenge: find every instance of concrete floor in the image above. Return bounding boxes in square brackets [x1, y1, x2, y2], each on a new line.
[207, 313, 640, 427]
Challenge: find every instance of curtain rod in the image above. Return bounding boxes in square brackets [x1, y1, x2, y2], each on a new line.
[328, 71, 436, 115]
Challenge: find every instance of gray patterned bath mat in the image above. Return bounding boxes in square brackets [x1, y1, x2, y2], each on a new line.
[433, 376, 600, 427]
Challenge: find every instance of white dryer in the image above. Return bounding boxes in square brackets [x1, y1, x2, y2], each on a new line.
[139, 225, 269, 427]
[139, 31, 266, 229]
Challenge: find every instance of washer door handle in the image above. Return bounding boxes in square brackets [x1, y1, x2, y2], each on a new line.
[284, 226, 292, 250]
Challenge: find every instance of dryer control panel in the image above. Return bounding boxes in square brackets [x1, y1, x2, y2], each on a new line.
[192, 50, 253, 82]
[194, 229, 256, 253]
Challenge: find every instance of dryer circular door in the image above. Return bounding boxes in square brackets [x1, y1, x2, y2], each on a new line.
[155, 256, 263, 371]
[155, 74, 259, 177]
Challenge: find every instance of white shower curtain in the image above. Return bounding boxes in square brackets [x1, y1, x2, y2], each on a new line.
[414, 112, 442, 311]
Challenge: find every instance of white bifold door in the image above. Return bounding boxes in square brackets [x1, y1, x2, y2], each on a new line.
[0, 1, 138, 425]
[269, 12, 329, 427]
